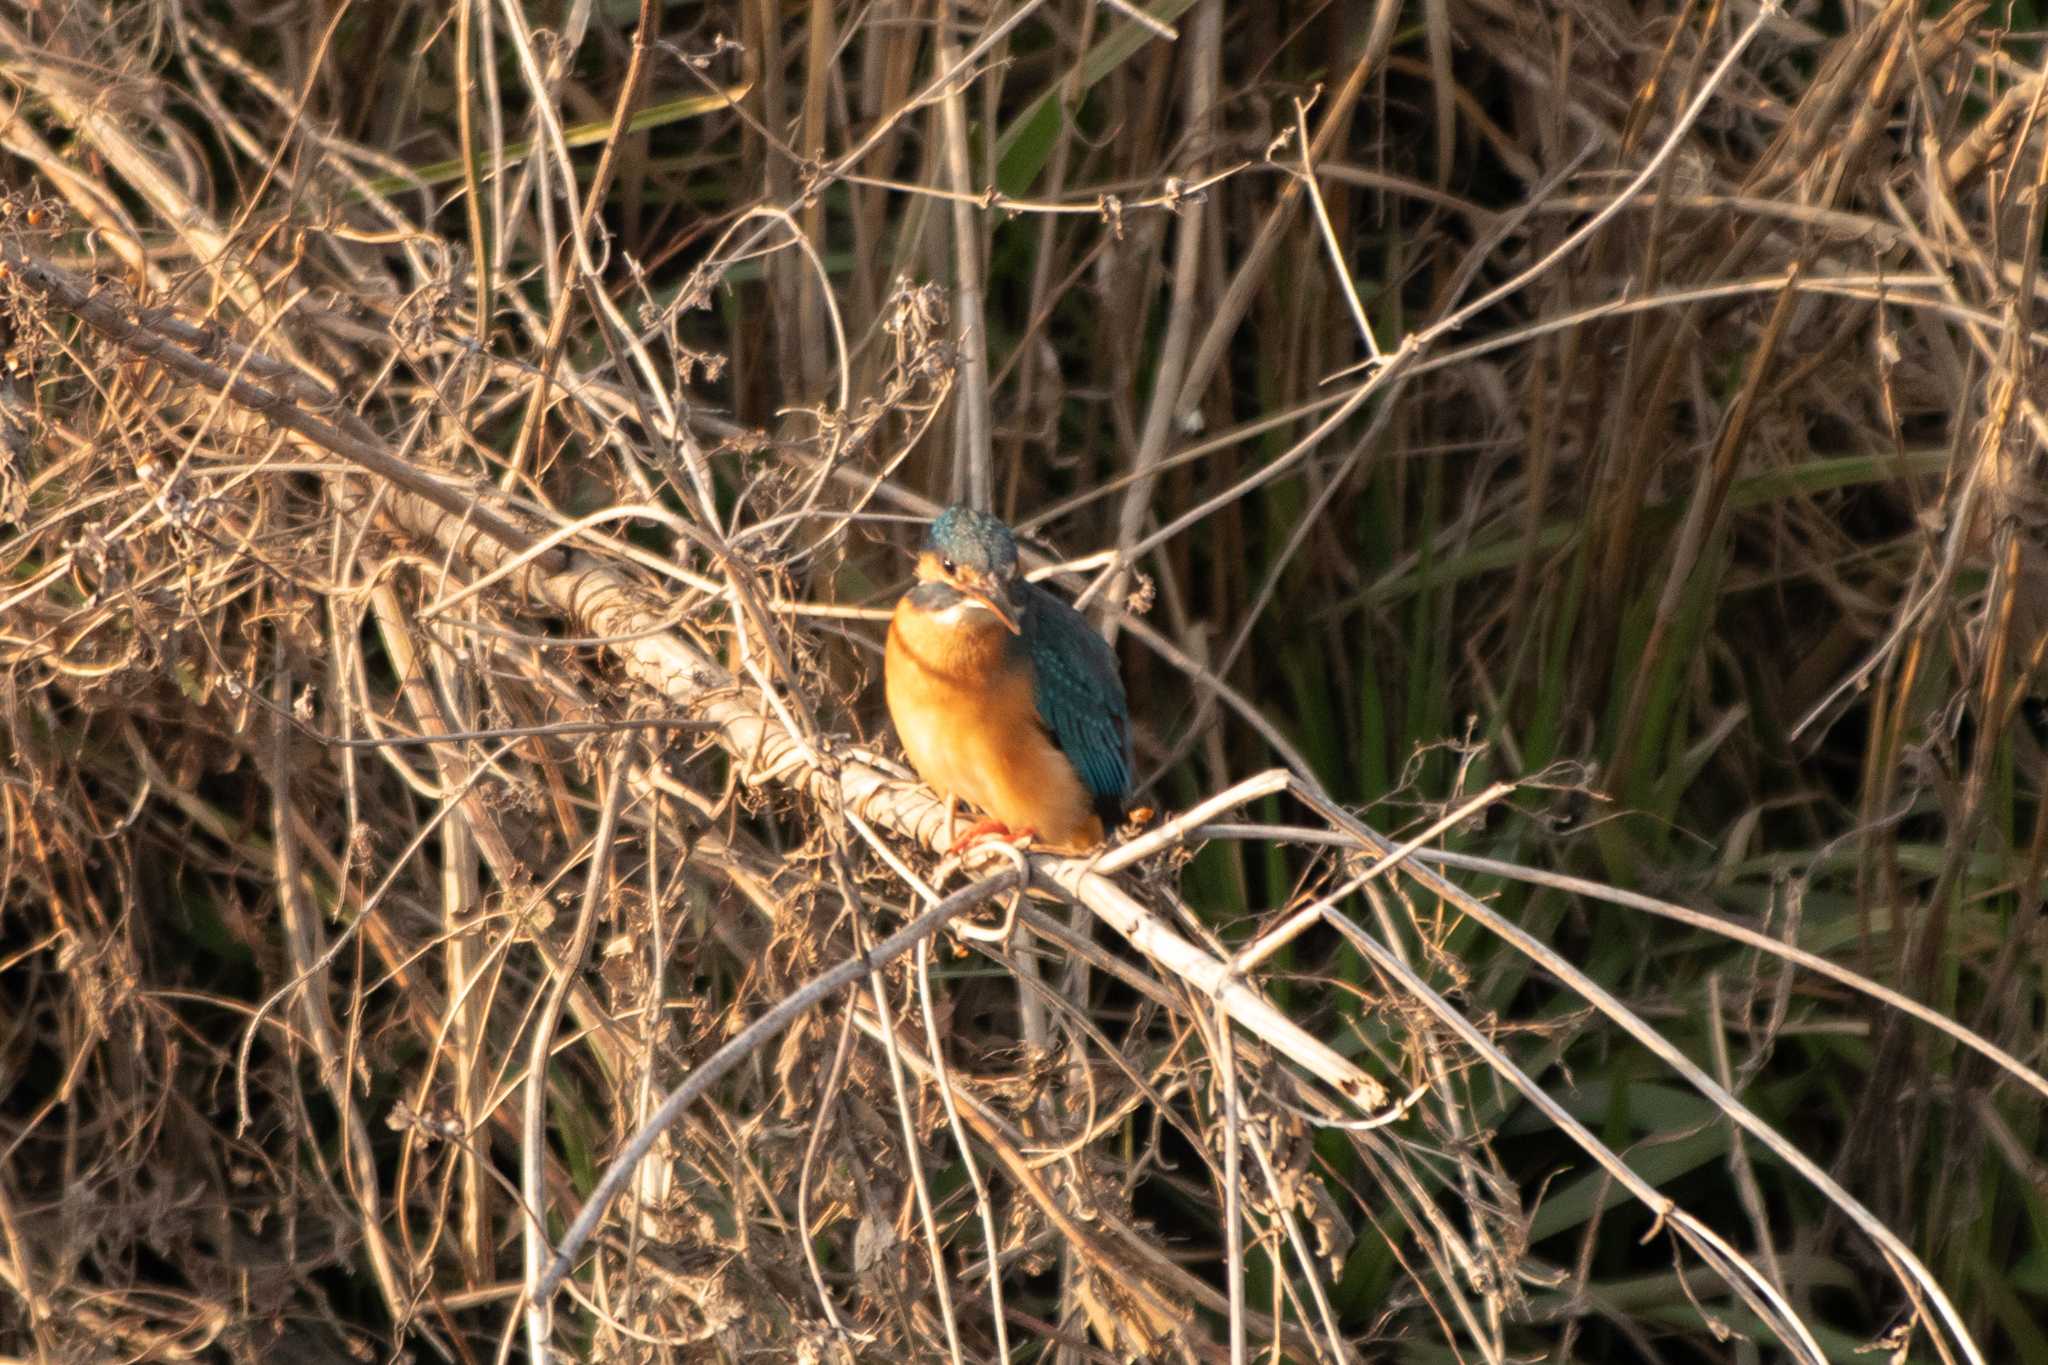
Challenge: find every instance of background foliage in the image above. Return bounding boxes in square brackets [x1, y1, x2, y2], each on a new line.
[2, 0, 2046, 1360]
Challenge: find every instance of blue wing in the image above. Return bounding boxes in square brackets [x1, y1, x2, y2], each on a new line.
[1018, 583, 1132, 823]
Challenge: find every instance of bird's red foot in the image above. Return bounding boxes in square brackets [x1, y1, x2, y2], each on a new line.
[948, 819, 1036, 854]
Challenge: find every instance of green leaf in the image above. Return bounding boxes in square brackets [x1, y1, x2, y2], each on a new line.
[357, 85, 753, 199]
[993, 0, 1199, 194]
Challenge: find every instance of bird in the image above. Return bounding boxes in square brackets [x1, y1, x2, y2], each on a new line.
[884, 505, 1133, 854]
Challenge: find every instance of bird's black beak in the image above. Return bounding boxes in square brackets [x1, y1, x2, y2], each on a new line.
[964, 584, 1021, 635]
[953, 567, 1021, 634]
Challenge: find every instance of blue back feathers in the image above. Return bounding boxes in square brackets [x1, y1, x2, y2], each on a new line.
[1019, 581, 1133, 825]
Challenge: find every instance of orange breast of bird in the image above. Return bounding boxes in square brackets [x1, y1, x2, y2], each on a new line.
[885, 599, 1104, 852]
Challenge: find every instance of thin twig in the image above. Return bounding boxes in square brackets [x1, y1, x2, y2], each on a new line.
[532, 869, 1022, 1303]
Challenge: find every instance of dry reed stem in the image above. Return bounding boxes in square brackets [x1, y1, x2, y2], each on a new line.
[5, 0, 2048, 1359]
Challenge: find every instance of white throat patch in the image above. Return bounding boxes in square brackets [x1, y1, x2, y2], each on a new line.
[931, 596, 996, 625]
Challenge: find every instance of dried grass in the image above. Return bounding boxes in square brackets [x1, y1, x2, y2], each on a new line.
[3, 0, 2047, 1360]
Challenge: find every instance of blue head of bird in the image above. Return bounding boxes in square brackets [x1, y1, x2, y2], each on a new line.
[911, 505, 1023, 635]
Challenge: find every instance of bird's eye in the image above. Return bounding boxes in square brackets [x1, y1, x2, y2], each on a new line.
[940, 558, 956, 575]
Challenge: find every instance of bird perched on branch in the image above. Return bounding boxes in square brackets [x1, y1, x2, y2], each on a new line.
[885, 505, 1132, 854]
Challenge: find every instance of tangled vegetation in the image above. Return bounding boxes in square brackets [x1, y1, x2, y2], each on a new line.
[3, 0, 2046, 1360]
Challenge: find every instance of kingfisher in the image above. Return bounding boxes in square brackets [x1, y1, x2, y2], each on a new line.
[885, 505, 1133, 854]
